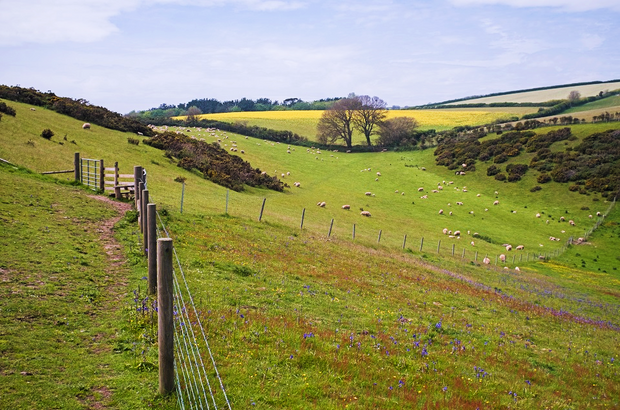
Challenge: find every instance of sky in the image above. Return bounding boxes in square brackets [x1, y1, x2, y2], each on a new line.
[1, 0, 618, 113]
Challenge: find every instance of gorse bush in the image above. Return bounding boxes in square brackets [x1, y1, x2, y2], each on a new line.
[41, 128, 54, 140]
[0, 101, 16, 116]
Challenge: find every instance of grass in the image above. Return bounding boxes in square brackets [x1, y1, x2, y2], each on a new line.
[444, 82, 620, 105]
[0, 163, 176, 409]
[1, 98, 619, 408]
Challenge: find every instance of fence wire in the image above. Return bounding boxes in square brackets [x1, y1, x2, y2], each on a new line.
[150, 188, 231, 410]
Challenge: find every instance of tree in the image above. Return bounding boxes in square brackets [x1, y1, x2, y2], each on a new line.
[353, 95, 387, 146]
[316, 98, 361, 149]
[186, 106, 202, 124]
[376, 116, 419, 147]
[568, 90, 581, 105]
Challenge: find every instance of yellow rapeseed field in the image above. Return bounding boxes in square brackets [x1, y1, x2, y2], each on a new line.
[185, 109, 519, 141]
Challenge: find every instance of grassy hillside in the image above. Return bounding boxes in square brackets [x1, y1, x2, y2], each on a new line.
[0, 164, 176, 409]
[445, 82, 620, 105]
[1, 98, 619, 408]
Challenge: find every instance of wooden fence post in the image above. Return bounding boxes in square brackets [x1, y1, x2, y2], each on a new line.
[258, 198, 266, 221]
[142, 190, 149, 251]
[475, 251, 478, 262]
[378, 230, 382, 243]
[451, 244, 455, 256]
[74, 152, 80, 182]
[300, 208, 305, 230]
[437, 240, 441, 253]
[462, 248, 465, 258]
[99, 159, 105, 191]
[180, 182, 185, 214]
[148, 203, 157, 295]
[134, 166, 142, 210]
[420, 237, 424, 252]
[352, 224, 356, 240]
[328, 219, 334, 237]
[157, 238, 174, 395]
[402, 234, 407, 250]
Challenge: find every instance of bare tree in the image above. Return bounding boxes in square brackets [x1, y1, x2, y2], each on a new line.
[353, 95, 388, 146]
[567, 90, 581, 105]
[186, 105, 202, 123]
[376, 116, 419, 147]
[317, 98, 361, 149]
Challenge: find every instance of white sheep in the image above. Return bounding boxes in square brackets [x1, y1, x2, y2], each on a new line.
[438, 209, 444, 215]
[342, 205, 351, 210]
[483, 257, 490, 265]
[516, 245, 524, 250]
[536, 213, 541, 218]
[294, 182, 301, 187]
[454, 230, 461, 236]
[505, 245, 512, 251]
[493, 200, 499, 205]
[569, 220, 575, 226]
[376, 172, 381, 176]
[499, 254, 506, 263]
[361, 211, 371, 217]
[418, 187, 424, 192]
[365, 192, 372, 196]
[442, 228, 448, 234]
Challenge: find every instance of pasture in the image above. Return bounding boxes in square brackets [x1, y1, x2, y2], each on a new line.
[444, 81, 620, 105]
[1, 99, 619, 408]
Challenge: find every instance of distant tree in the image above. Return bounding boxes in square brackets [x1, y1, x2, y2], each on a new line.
[316, 98, 361, 149]
[376, 116, 419, 147]
[353, 95, 388, 146]
[186, 106, 202, 124]
[568, 90, 581, 105]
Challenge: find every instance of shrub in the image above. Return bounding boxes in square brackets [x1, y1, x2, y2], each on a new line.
[494, 173, 507, 181]
[494, 154, 508, 164]
[530, 186, 542, 192]
[127, 137, 140, 145]
[0, 101, 16, 116]
[569, 185, 580, 192]
[507, 173, 522, 182]
[41, 128, 54, 140]
[580, 206, 590, 210]
[487, 165, 500, 176]
[537, 173, 552, 184]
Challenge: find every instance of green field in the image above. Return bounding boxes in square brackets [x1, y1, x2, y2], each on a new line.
[1, 99, 619, 408]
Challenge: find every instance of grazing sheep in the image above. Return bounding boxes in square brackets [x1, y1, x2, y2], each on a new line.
[454, 230, 461, 236]
[317, 202, 326, 207]
[477, 194, 481, 197]
[588, 215, 592, 219]
[401, 192, 405, 196]
[493, 200, 499, 205]
[515, 266, 520, 272]
[505, 245, 512, 251]
[82, 123, 91, 129]
[438, 185, 443, 190]
[361, 211, 371, 217]
[443, 228, 448, 234]
[418, 187, 424, 192]
[516, 245, 524, 250]
[395, 190, 399, 193]
[499, 254, 506, 263]
[470, 241, 475, 246]
[449, 211, 453, 216]
[420, 195, 428, 199]
[421, 167, 426, 171]
[342, 205, 351, 210]
[483, 257, 490, 264]
[456, 202, 463, 206]
[376, 172, 381, 176]
[294, 182, 301, 187]
[469, 211, 474, 214]
[569, 220, 575, 226]
[536, 213, 541, 218]
[560, 216, 565, 222]
[432, 189, 439, 193]
[597, 211, 602, 216]
[439, 209, 444, 215]
[365, 192, 372, 196]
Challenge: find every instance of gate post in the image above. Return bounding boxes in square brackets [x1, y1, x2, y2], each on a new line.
[74, 152, 80, 182]
[148, 203, 157, 295]
[99, 159, 105, 191]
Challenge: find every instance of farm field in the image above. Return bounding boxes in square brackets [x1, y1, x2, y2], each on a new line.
[192, 108, 532, 141]
[444, 81, 620, 105]
[1, 98, 619, 408]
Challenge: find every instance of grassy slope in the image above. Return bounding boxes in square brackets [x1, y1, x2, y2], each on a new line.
[1, 99, 619, 408]
[0, 165, 175, 409]
[444, 82, 620, 105]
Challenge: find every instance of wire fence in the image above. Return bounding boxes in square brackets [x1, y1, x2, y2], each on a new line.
[143, 171, 231, 410]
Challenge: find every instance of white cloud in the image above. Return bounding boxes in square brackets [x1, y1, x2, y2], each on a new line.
[0, 0, 306, 46]
[580, 33, 604, 50]
[449, 0, 620, 12]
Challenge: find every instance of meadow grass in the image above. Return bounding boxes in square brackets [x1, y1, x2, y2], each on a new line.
[0, 164, 176, 409]
[1, 99, 619, 408]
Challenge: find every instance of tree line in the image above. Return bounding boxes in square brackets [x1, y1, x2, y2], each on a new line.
[128, 96, 346, 121]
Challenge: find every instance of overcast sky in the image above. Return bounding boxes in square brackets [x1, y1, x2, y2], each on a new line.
[1, 0, 618, 113]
